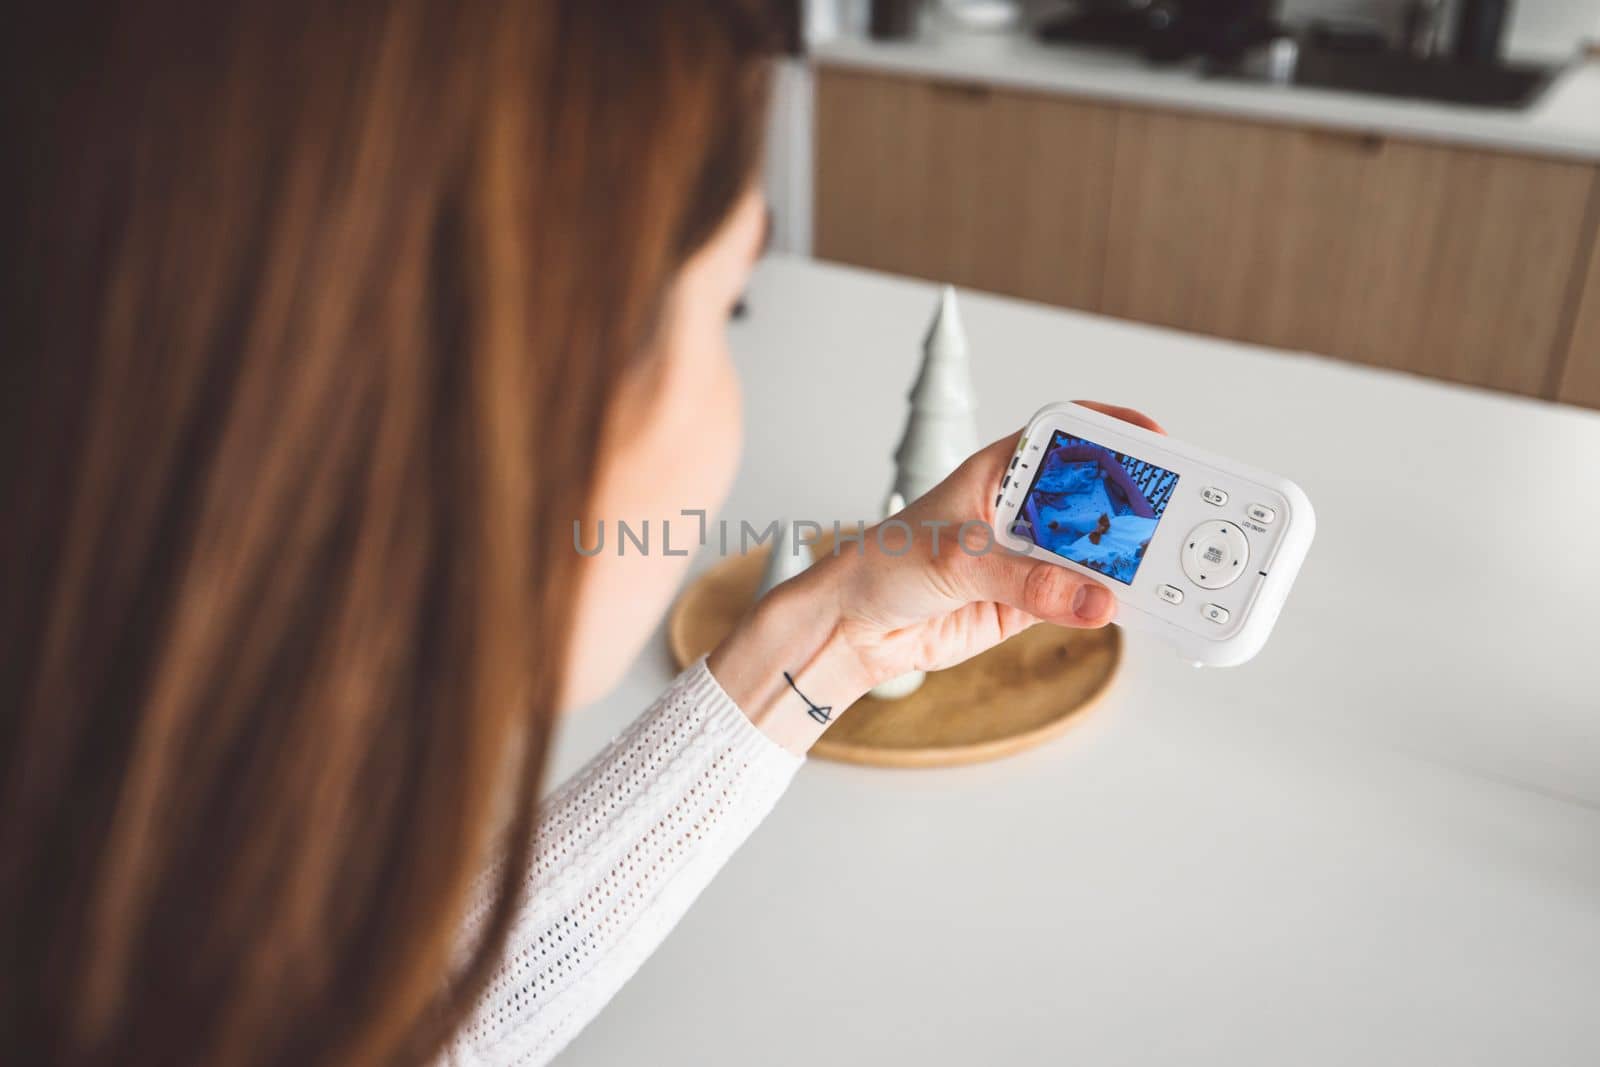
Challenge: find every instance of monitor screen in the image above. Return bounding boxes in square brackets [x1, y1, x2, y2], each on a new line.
[1011, 431, 1179, 585]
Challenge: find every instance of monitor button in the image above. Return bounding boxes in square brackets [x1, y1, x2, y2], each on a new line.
[1201, 486, 1229, 507]
[1203, 603, 1231, 625]
[1247, 503, 1276, 524]
[1156, 584, 1184, 605]
[1181, 521, 1250, 590]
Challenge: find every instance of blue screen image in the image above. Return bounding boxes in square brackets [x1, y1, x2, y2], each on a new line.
[1012, 431, 1180, 585]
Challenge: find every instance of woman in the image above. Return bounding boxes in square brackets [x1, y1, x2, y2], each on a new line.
[0, 2, 1156, 1064]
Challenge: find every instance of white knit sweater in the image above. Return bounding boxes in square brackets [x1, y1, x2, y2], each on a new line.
[445, 658, 803, 1066]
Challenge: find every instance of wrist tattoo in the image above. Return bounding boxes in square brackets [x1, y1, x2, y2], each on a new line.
[783, 671, 833, 725]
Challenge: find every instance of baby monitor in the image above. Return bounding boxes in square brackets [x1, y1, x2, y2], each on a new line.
[995, 402, 1315, 667]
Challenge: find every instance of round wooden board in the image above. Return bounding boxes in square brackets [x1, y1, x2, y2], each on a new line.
[667, 546, 1122, 768]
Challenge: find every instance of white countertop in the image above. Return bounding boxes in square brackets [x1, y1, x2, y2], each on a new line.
[812, 30, 1600, 162]
[553, 257, 1600, 1066]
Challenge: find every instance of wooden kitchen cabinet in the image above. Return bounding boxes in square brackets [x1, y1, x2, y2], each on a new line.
[1556, 217, 1600, 408]
[814, 68, 1117, 310]
[1100, 110, 1379, 358]
[813, 66, 1600, 404]
[1102, 109, 1599, 397]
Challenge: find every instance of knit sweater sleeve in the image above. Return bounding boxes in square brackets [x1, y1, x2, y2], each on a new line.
[444, 657, 804, 1067]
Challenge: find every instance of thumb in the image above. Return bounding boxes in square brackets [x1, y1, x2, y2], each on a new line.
[944, 542, 1117, 628]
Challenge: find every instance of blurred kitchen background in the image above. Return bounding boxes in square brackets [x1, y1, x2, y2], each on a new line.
[761, 0, 1600, 408]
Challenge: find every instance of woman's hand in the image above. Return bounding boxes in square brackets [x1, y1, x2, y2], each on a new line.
[708, 402, 1164, 753]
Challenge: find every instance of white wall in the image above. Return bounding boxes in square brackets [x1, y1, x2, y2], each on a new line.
[1506, 0, 1600, 58]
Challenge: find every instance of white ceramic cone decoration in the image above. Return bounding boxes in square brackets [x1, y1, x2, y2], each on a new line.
[755, 518, 814, 599]
[885, 284, 980, 512]
[871, 285, 981, 701]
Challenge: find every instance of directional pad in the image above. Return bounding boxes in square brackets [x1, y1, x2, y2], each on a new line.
[1181, 521, 1250, 590]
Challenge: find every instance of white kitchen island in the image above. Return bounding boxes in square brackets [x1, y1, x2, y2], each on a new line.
[550, 256, 1600, 1066]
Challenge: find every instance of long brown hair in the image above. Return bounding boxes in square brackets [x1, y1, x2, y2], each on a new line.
[0, 3, 779, 1063]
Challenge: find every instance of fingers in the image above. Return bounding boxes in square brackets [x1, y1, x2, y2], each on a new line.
[1072, 400, 1166, 436]
[947, 545, 1116, 628]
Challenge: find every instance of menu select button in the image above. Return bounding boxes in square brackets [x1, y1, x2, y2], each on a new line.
[1181, 521, 1250, 590]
